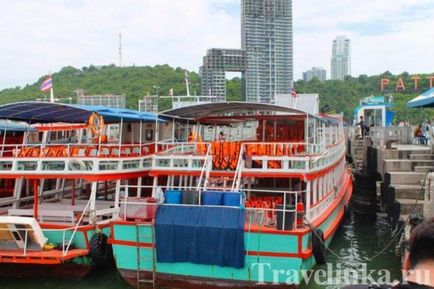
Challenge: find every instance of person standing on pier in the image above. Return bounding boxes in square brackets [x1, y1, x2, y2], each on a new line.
[356, 115, 366, 138]
[414, 124, 427, 145]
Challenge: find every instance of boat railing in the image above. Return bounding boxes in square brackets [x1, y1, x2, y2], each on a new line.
[151, 142, 210, 172]
[231, 144, 245, 191]
[238, 140, 345, 174]
[0, 143, 156, 175]
[119, 185, 304, 231]
[3, 143, 157, 158]
[0, 222, 87, 258]
[64, 197, 91, 255]
[195, 145, 213, 193]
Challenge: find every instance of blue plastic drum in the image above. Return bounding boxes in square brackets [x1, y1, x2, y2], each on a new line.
[223, 192, 242, 207]
[165, 190, 182, 204]
[201, 191, 224, 206]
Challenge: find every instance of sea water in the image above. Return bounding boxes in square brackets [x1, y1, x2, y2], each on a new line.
[0, 211, 401, 289]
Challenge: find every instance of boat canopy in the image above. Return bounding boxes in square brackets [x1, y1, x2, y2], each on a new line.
[0, 120, 36, 132]
[407, 88, 434, 108]
[161, 101, 336, 124]
[0, 102, 163, 124]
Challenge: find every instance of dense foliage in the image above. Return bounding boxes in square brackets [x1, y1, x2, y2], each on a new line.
[294, 72, 434, 123]
[0, 65, 433, 123]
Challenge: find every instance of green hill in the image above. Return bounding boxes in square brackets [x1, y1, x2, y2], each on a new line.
[0, 64, 433, 123]
[294, 72, 434, 123]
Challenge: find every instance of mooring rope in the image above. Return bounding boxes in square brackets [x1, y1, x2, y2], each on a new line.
[304, 170, 430, 262]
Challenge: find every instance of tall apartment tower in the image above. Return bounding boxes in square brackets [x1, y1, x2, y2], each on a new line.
[200, 0, 293, 103]
[242, 0, 293, 103]
[331, 36, 351, 80]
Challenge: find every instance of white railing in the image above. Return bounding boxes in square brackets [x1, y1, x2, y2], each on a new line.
[3, 143, 157, 158]
[152, 142, 210, 172]
[239, 140, 344, 174]
[0, 223, 87, 258]
[231, 144, 245, 191]
[196, 145, 212, 192]
[119, 185, 304, 231]
[64, 198, 91, 255]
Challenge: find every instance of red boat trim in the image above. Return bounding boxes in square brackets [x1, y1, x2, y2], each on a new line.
[0, 171, 151, 181]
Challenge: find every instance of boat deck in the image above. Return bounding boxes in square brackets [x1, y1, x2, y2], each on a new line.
[0, 248, 89, 264]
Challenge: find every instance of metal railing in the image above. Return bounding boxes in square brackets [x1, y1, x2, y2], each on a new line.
[4, 143, 157, 158]
[119, 185, 304, 231]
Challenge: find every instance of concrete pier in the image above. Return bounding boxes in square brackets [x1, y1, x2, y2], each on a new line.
[348, 127, 432, 221]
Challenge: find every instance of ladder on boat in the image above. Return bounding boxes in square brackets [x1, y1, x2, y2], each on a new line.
[136, 223, 156, 289]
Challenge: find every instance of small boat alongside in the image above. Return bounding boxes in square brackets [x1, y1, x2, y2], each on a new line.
[109, 102, 353, 288]
[0, 101, 162, 278]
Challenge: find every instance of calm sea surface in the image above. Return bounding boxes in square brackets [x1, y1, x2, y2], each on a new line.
[1, 210, 401, 289]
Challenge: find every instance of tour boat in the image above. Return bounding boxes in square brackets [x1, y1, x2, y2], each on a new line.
[0, 101, 161, 277]
[109, 101, 353, 288]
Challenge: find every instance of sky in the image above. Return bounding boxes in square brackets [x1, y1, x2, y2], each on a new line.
[0, 0, 433, 89]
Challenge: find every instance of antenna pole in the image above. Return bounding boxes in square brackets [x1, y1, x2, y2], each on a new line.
[119, 33, 122, 67]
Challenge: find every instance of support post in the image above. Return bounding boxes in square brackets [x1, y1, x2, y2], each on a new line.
[71, 179, 75, 206]
[33, 179, 39, 220]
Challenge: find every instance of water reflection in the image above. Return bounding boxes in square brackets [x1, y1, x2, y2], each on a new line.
[300, 211, 402, 289]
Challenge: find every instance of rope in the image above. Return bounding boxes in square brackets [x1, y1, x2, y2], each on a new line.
[303, 171, 430, 262]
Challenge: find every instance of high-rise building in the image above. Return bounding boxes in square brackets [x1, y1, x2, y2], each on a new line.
[200, 49, 246, 101]
[200, 0, 293, 104]
[331, 36, 351, 80]
[242, 0, 293, 103]
[303, 67, 327, 82]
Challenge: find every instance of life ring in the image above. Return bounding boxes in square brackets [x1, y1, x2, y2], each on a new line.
[88, 113, 105, 136]
[311, 227, 326, 265]
[68, 159, 86, 171]
[89, 232, 113, 267]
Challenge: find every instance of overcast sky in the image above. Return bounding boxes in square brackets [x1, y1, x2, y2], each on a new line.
[0, 0, 433, 89]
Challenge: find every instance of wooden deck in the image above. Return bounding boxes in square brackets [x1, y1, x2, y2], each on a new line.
[0, 248, 89, 264]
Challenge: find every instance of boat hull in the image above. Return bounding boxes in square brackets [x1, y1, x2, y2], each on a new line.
[0, 263, 91, 278]
[119, 269, 298, 289]
[111, 171, 352, 288]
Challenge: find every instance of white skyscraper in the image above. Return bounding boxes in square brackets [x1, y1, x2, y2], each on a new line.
[331, 36, 351, 80]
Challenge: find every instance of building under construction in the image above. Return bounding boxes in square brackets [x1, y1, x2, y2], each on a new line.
[200, 0, 293, 104]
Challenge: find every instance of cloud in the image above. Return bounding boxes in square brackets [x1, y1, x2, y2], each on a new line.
[0, 0, 432, 89]
[0, 0, 240, 89]
[294, 0, 434, 79]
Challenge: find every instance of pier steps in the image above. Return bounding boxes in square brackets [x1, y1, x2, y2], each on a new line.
[383, 159, 434, 172]
[414, 166, 434, 173]
[409, 153, 434, 160]
[397, 198, 424, 215]
[388, 172, 426, 185]
[392, 184, 423, 199]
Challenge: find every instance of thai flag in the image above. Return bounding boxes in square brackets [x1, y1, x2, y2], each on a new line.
[290, 87, 298, 98]
[40, 76, 52, 92]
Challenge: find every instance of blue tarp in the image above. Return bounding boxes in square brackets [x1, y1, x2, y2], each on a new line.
[155, 205, 245, 269]
[407, 88, 434, 108]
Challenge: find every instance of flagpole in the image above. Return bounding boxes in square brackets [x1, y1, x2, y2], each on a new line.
[49, 73, 54, 103]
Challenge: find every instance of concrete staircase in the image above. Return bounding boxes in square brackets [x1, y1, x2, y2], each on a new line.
[382, 150, 431, 215]
[351, 139, 364, 171]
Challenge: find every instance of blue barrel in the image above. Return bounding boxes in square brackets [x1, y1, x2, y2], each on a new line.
[201, 191, 223, 206]
[223, 192, 242, 207]
[165, 190, 182, 204]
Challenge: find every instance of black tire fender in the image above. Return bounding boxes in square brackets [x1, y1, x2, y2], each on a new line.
[311, 227, 326, 265]
[89, 232, 113, 267]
